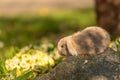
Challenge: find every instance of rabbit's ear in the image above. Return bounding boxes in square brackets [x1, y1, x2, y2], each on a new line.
[57, 36, 72, 56]
[67, 38, 78, 56]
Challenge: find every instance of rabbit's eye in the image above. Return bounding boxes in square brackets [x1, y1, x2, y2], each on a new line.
[61, 44, 65, 48]
[61, 45, 64, 48]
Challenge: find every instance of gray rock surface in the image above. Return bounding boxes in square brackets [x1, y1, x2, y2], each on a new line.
[34, 48, 120, 80]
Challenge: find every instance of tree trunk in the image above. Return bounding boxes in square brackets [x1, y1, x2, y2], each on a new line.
[95, 0, 120, 36]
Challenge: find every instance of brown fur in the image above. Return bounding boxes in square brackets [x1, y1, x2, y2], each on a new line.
[57, 26, 111, 56]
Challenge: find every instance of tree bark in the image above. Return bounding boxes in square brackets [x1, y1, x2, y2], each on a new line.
[95, 0, 120, 36]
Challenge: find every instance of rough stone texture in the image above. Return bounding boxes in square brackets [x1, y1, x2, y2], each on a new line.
[34, 48, 120, 80]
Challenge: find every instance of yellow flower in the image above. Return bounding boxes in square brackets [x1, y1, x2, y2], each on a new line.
[109, 42, 113, 48]
[16, 68, 22, 76]
[109, 42, 117, 51]
[5, 42, 59, 77]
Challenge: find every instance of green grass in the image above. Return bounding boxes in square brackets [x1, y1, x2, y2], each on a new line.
[50, 9, 96, 27]
[0, 9, 96, 53]
[1, 8, 120, 79]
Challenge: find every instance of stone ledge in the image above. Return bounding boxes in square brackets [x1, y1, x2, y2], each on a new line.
[34, 48, 120, 80]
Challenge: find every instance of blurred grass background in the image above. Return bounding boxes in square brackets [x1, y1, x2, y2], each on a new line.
[0, 0, 96, 62]
[0, 8, 96, 58]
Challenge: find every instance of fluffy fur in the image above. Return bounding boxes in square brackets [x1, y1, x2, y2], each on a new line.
[57, 26, 111, 56]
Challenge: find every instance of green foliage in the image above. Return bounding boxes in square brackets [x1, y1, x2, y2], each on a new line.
[0, 40, 62, 79]
[109, 37, 120, 53]
[13, 71, 34, 80]
[0, 58, 7, 75]
[0, 9, 96, 79]
[0, 67, 34, 80]
[0, 9, 96, 48]
[5, 46, 20, 59]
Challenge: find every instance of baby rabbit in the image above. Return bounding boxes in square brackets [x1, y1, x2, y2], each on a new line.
[57, 26, 111, 56]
